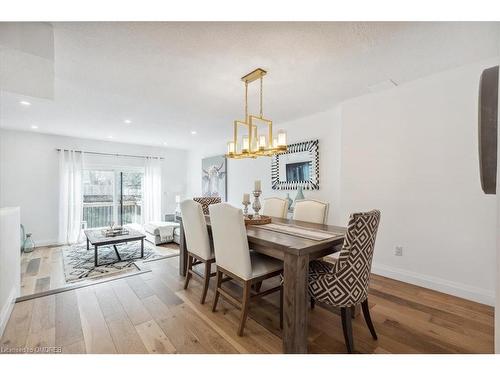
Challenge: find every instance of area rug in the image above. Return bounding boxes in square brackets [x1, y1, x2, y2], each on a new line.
[62, 241, 178, 283]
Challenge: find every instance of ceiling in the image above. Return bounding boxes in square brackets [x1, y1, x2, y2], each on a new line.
[1, 22, 499, 150]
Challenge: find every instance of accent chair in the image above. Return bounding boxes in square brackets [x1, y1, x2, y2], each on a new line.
[308, 209, 381, 353]
[193, 196, 222, 215]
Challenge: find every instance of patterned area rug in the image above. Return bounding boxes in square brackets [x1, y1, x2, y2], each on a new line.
[62, 241, 178, 283]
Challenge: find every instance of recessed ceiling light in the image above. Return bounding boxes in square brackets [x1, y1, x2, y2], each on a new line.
[19, 100, 31, 106]
[107, 135, 113, 139]
[190, 130, 197, 135]
[30, 125, 39, 129]
[124, 119, 132, 124]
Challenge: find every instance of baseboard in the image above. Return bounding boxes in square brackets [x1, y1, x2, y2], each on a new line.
[0, 287, 18, 338]
[33, 239, 62, 248]
[372, 263, 495, 306]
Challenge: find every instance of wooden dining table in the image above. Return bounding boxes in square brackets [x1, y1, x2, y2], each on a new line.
[178, 216, 346, 354]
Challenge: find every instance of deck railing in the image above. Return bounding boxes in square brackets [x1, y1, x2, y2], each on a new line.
[82, 201, 142, 228]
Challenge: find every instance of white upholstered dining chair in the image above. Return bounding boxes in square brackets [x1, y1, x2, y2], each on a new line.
[209, 203, 283, 336]
[293, 199, 329, 224]
[180, 199, 215, 304]
[262, 197, 289, 218]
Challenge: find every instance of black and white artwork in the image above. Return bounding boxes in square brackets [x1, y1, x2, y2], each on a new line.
[202, 155, 227, 201]
[271, 139, 319, 190]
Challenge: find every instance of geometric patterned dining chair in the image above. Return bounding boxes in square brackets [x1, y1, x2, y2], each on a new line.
[308, 209, 381, 353]
[193, 197, 222, 215]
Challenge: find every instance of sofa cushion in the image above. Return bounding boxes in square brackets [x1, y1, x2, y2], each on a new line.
[144, 221, 180, 236]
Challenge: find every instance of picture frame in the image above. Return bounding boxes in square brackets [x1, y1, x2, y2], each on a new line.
[271, 139, 319, 190]
[202, 155, 227, 201]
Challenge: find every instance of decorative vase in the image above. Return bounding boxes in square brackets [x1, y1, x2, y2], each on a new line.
[295, 186, 305, 202]
[286, 193, 293, 210]
[20, 224, 25, 253]
[23, 233, 35, 253]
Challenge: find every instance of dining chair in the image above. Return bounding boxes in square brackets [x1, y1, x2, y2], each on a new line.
[193, 196, 222, 215]
[180, 199, 215, 304]
[262, 197, 289, 218]
[209, 203, 284, 336]
[293, 199, 329, 224]
[308, 209, 381, 353]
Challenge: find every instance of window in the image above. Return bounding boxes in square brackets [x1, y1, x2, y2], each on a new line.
[82, 169, 144, 228]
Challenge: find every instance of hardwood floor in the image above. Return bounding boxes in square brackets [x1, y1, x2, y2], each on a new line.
[1, 251, 494, 354]
[19, 243, 179, 297]
[21, 247, 66, 297]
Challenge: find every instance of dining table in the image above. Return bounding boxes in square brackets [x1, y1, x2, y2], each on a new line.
[178, 215, 346, 354]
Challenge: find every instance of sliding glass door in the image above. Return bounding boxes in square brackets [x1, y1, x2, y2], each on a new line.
[119, 171, 143, 225]
[82, 169, 143, 228]
[82, 170, 115, 228]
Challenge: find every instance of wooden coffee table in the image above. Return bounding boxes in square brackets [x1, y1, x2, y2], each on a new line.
[84, 228, 146, 267]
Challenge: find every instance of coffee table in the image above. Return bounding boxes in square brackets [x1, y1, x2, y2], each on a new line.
[84, 228, 146, 267]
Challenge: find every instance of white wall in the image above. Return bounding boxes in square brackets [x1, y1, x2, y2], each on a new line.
[225, 108, 343, 224]
[0, 129, 189, 245]
[187, 59, 498, 305]
[186, 108, 343, 224]
[340, 60, 497, 305]
[186, 149, 203, 198]
[0, 207, 20, 337]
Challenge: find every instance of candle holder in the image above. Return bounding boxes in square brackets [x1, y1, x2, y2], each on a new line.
[242, 201, 250, 217]
[252, 190, 262, 219]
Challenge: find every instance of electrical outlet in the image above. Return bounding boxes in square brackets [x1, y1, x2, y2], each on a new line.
[394, 246, 403, 256]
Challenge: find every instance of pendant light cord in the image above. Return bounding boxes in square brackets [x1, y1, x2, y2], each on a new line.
[245, 81, 248, 122]
[260, 77, 263, 118]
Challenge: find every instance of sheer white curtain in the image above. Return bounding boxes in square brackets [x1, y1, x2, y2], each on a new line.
[143, 157, 162, 223]
[58, 150, 84, 244]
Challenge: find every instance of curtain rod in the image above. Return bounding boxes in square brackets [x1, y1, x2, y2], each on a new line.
[55, 149, 164, 160]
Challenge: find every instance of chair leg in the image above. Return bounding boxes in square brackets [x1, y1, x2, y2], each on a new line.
[237, 280, 251, 336]
[200, 261, 211, 304]
[183, 254, 193, 290]
[351, 305, 356, 319]
[211, 269, 222, 312]
[310, 297, 316, 309]
[279, 286, 283, 329]
[340, 307, 354, 353]
[254, 281, 263, 293]
[361, 299, 378, 340]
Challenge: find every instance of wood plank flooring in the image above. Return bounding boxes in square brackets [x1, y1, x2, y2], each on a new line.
[19, 244, 179, 297]
[20, 247, 66, 297]
[1, 249, 494, 354]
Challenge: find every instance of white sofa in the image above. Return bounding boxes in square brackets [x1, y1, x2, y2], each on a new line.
[143, 221, 181, 245]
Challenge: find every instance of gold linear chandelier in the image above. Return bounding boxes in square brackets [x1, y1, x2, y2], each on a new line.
[226, 68, 287, 159]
